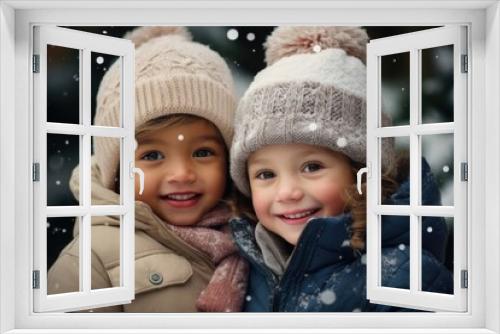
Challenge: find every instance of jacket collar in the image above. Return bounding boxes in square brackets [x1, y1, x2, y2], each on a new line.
[231, 158, 447, 272]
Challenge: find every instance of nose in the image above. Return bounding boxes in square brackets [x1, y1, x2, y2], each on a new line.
[275, 176, 304, 203]
[165, 159, 197, 184]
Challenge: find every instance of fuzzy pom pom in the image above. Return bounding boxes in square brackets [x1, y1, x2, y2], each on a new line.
[123, 26, 192, 49]
[264, 26, 369, 65]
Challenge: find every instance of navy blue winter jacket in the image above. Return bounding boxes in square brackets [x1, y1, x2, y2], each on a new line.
[230, 159, 453, 312]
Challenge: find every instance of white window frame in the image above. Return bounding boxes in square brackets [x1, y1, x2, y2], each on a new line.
[0, 1, 499, 333]
[366, 26, 468, 312]
[33, 26, 136, 312]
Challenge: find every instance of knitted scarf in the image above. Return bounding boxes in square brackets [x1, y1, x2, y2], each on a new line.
[165, 204, 249, 312]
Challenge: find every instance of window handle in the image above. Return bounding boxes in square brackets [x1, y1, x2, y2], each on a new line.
[357, 166, 369, 195]
[130, 163, 145, 195]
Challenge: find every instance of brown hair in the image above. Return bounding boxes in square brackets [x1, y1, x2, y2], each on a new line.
[342, 158, 400, 251]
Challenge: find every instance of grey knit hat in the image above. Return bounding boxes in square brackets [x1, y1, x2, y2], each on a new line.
[93, 27, 237, 190]
[230, 26, 394, 196]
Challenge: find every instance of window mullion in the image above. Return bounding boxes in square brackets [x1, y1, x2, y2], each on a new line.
[80, 48, 92, 294]
[409, 48, 421, 293]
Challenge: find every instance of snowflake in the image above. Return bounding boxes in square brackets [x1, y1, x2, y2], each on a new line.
[336, 137, 348, 148]
[319, 289, 336, 305]
[226, 29, 238, 41]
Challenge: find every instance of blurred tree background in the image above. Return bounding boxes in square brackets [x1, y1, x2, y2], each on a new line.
[46, 26, 453, 271]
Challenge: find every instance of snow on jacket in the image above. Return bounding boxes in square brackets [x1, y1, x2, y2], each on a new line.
[230, 159, 453, 312]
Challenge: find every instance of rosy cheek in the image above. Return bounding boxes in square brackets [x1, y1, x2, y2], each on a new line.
[316, 184, 346, 215]
[251, 190, 269, 221]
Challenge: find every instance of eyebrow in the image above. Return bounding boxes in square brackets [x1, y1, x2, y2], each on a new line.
[137, 134, 223, 146]
[250, 149, 321, 166]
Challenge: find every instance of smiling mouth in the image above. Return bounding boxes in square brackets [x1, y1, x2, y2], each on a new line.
[277, 208, 321, 224]
[160, 192, 202, 208]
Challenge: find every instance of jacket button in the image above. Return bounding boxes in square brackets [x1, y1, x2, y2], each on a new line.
[149, 272, 163, 285]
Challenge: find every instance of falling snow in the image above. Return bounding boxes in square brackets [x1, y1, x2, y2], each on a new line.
[392, 58, 397, 63]
[312, 44, 322, 53]
[360, 254, 367, 265]
[398, 244, 406, 251]
[442, 165, 450, 173]
[308, 123, 318, 131]
[246, 32, 255, 41]
[96, 56, 104, 65]
[341, 239, 350, 247]
[245, 295, 252, 302]
[226, 29, 239, 41]
[427, 226, 433, 233]
[319, 289, 336, 305]
[337, 137, 348, 148]
[73, 74, 79, 82]
[102, 30, 108, 35]
[64, 140, 70, 145]
[55, 180, 61, 186]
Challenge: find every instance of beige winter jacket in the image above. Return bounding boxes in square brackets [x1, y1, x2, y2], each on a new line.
[47, 159, 215, 312]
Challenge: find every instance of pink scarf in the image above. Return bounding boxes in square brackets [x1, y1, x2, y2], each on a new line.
[166, 204, 249, 312]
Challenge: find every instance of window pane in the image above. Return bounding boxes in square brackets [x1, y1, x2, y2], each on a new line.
[381, 52, 410, 127]
[47, 217, 79, 295]
[421, 134, 454, 206]
[421, 45, 454, 124]
[381, 136, 409, 205]
[422, 216, 454, 295]
[381, 215, 410, 290]
[91, 215, 121, 290]
[91, 136, 122, 204]
[91, 53, 121, 128]
[47, 45, 80, 124]
[47, 134, 80, 206]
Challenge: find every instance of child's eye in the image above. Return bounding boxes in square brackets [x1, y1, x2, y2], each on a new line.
[141, 151, 164, 161]
[193, 148, 215, 158]
[256, 171, 275, 180]
[303, 162, 323, 173]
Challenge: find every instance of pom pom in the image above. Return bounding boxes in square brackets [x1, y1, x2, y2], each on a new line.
[123, 26, 192, 49]
[264, 26, 369, 65]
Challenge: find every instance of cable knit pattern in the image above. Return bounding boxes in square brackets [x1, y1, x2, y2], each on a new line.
[230, 26, 395, 196]
[94, 28, 237, 190]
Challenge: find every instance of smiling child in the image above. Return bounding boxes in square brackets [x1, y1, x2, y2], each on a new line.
[48, 27, 248, 312]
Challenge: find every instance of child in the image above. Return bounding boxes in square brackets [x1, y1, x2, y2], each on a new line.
[229, 26, 453, 312]
[48, 27, 248, 312]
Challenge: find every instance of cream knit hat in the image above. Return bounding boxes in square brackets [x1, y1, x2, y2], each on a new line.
[230, 26, 394, 196]
[94, 27, 237, 190]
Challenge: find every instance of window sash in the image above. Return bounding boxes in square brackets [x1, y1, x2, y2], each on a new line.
[32, 26, 135, 313]
[366, 25, 468, 312]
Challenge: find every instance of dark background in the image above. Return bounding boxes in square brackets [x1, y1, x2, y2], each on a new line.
[46, 26, 454, 272]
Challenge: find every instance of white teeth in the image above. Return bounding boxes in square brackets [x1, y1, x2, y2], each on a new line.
[167, 193, 197, 201]
[283, 210, 315, 219]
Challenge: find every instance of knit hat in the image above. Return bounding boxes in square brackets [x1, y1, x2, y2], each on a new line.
[94, 26, 237, 190]
[230, 26, 394, 196]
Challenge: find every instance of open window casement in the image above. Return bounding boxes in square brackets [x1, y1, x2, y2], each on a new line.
[365, 26, 467, 312]
[32, 26, 136, 312]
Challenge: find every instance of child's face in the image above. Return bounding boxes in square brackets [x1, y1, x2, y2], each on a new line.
[248, 143, 354, 246]
[135, 119, 227, 226]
